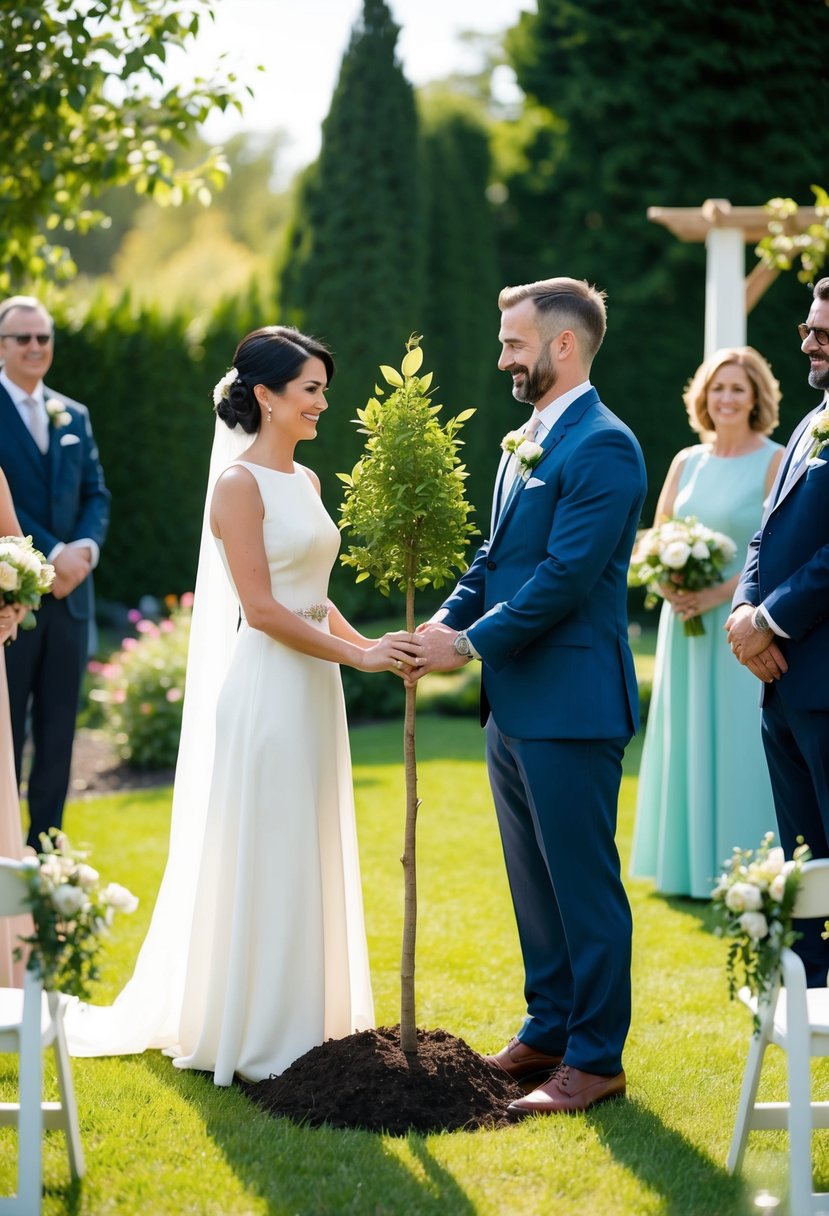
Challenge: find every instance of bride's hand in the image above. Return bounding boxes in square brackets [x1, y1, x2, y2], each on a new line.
[359, 630, 423, 677]
[0, 604, 20, 644]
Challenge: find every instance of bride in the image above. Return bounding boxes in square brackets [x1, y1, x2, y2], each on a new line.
[67, 326, 419, 1083]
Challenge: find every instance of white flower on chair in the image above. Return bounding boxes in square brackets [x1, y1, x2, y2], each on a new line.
[712, 831, 810, 1030]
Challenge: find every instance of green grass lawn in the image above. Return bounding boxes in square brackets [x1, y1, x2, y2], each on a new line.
[1, 714, 823, 1214]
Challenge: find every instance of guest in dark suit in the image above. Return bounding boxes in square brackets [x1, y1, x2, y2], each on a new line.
[414, 277, 647, 1115]
[727, 276, 829, 983]
[0, 295, 109, 848]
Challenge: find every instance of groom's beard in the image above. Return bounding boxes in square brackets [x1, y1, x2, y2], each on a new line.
[511, 348, 557, 405]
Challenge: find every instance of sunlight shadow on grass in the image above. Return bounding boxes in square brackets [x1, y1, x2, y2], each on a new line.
[135, 1051, 477, 1215]
[590, 1098, 750, 1215]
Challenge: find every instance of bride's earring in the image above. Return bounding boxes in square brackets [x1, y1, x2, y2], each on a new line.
[266, 403, 272, 424]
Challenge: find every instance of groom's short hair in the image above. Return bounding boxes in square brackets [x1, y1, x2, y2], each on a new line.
[498, 278, 607, 363]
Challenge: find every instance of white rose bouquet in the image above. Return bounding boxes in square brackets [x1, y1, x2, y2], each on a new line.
[0, 534, 55, 631]
[627, 515, 738, 637]
[711, 832, 810, 1029]
[14, 831, 139, 999]
[809, 405, 829, 459]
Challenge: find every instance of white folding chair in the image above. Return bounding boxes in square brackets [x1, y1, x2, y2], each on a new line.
[728, 857, 829, 1215]
[0, 857, 84, 1213]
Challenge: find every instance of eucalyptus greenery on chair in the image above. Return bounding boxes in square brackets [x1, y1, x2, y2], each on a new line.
[338, 335, 477, 1053]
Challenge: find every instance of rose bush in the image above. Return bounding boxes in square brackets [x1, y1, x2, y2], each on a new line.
[89, 593, 192, 769]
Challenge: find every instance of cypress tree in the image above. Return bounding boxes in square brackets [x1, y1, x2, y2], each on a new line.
[418, 92, 503, 515]
[277, 0, 423, 427]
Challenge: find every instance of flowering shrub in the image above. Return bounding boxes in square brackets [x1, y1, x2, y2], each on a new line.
[15, 832, 138, 999]
[712, 832, 810, 1028]
[628, 514, 737, 636]
[89, 593, 193, 769]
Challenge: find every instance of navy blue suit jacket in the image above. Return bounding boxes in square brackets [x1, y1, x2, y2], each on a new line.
[440, 387, 647, 739]
[0, 382, 109, 620]
[735, 401, 829, 710]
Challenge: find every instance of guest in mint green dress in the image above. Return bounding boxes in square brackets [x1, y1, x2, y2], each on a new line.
[631, 347, 784, 897]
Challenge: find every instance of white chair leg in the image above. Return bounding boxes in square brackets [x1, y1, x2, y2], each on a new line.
[52, 1007, 84, 1180]
[728, 1030, 768, 1173]
[785, 1027, 814, 1216]
[16, 1016, 43, 1213]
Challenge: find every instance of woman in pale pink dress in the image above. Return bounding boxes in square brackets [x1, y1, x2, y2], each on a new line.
[0, 467, 32, 985]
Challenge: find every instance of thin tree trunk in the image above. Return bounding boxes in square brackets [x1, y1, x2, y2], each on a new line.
[399, 578, 419, 1054]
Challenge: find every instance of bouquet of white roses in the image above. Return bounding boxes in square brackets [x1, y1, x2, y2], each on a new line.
[627, 515, 737, 636]
[14, 831, 138, 999]
[711, 832, 809, 1029]
[0, 534, 55, 630]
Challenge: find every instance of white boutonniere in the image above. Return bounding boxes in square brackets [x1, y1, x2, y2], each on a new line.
[501, 430, 544, 481]
[45, 398, 72, 429]
[809, 407, 829, 459]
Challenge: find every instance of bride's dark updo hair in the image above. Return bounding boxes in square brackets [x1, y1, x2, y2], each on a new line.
[215, 326, 336, 434]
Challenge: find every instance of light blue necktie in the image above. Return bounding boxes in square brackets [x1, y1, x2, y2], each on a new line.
[497, 415, 542, 523]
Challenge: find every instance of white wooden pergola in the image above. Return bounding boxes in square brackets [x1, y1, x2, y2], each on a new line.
[647, 198, 820, 356]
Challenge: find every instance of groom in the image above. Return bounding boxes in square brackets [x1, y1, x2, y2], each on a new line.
[0, 294, 109, 848]
[415, 277, 646, 1116]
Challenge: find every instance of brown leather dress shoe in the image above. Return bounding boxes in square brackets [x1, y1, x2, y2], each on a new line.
[507, 1065, 626, 1118]
[484, 1036, 564, 1090]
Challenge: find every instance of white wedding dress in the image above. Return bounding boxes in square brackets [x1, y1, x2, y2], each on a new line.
[67, 450, 373, 1083]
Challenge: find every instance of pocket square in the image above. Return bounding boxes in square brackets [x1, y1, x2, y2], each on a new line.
[59, 433, 80, 446]
[807, 456, 827, 468]
[525, 476, 545, 489]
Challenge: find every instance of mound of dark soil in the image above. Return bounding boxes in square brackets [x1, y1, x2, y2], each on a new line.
[241, 1025, 523, 1135]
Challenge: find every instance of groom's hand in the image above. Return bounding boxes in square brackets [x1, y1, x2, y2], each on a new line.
[413, 623, 469, 676]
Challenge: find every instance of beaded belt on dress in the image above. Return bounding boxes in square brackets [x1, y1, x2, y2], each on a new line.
[293, 603, 329, 622]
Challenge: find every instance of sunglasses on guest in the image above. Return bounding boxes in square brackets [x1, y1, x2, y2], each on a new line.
[0, 332, 53, 346]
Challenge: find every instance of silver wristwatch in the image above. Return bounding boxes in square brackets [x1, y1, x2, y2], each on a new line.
[752, 606, 772, 632]
[453, 630, 473, 658]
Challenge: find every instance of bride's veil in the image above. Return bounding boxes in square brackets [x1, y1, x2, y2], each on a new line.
[66, 416, 251, 1055]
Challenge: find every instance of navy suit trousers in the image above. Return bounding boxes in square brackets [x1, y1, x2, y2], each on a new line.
[485, 719, 632, 1074]
[5, 594, 88, 848]
[762, 685, 829, 985]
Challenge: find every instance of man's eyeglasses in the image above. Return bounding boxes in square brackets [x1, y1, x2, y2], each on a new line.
[798, 323, 829, 348]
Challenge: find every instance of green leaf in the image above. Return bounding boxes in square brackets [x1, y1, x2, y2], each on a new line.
[379, 365, 404, 388]
[401, 346, 423, 377]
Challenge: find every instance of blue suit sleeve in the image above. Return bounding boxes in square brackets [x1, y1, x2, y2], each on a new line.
[762, 544, 829, 641]
[733, 529, 761, 609]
